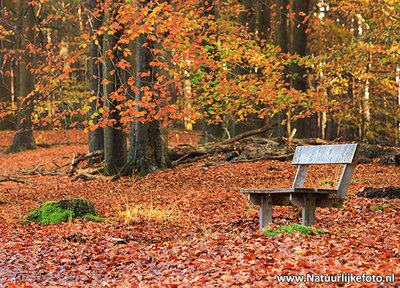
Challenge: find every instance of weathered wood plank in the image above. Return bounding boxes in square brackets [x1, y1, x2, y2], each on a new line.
[292, 164, 309, 188]
[290, 194, 343, 208]
[241, 188, 336, 194]
[248, 194, 262, 205]
[292, 144, 358, 164]
[260, 196, 272, 230]
[302, 197, 316, 226]
[336, 163, 357, 198]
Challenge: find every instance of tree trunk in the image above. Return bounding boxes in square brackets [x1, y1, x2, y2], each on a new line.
[276, 0, 289, 54]
[0, 0, 15, 130]
[291, 0, 317, 138]
[0, 0, 13, 103]
[128, 1, 171, 176]
[9, 1, 36, 153]
[88, 0, 104, 164]
[257, 0, 271, 43]
[275, 0, 289, 138]
[199, 0, 224, 144]
[233, 0, 267, 137]
[103, 0, 127, 174]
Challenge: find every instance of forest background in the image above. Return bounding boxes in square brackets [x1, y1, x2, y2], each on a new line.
[0, 0, 399, 175]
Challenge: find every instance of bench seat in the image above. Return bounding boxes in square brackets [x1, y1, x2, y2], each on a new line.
[241, 188, 336, 194]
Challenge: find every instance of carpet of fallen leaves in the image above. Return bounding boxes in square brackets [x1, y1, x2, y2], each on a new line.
[0, 129, 400, 287]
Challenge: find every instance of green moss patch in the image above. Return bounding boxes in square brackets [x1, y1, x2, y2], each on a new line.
[24, 198, 107, 225]
[264, 224, 329, 237]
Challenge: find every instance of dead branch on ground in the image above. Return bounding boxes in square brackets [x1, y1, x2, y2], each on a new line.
[0, 175, 35, 185]
[69, 150, 104, 175]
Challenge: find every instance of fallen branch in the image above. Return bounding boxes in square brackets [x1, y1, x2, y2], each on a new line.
[20, 164, 46, 175]
[169, 125, 280, 166]
[20, 154, 71, 176]
[71, 172, 104, 181]
[220, 124, 277, 145]
[69, 150, 104, 175]
[231, 153, 294, 163]
[281, 137, 330, 146]
[169, 144, 245, 165]
[356, 187, 400, 199]
[0, 175, 35, 185]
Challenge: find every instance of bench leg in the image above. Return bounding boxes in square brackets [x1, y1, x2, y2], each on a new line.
[259, 196, 272, 230]
[302, 197, 316, 226]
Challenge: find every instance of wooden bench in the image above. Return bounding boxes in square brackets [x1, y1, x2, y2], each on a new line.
[241, 144, 359, 229]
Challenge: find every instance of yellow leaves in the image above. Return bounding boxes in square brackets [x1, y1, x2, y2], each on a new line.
[294, 246, 306, 256]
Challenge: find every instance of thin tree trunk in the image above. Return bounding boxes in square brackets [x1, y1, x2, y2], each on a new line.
[0, 0, 14, 129]
[199, 0, 224, 144]
[291, 0, 317, 138]
[10, 1, 36, 153]
[234, 0, 267, 137]
[88, 0, 104, 164]
[275, 0, 289, 138]
[258, 0, 271, 42]
[0, 0, 12, 103]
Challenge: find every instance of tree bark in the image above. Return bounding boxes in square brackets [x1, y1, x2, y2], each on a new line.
[0, 0, 13, 103]
[233, 0, 267, 137]
[257, 0, 271, 43]
[103, 0, 127, 174]
[88, 0, 104, 164]
[291, 0, 317, 138]
[127, 0, 171, 176]
[9, 1, 36, 153]
[275, 0, 289, 138]
[0, 0, 16, 130]
[199, 0, 224, 144]
[291, 0, 310, 91]
[276, 0, 289, 54]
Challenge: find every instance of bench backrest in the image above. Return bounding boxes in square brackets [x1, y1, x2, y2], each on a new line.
[292, 144, 358, 165]
[292, 144, 359, 198]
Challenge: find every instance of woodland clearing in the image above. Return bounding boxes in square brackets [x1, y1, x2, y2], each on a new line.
[0, 130, 400, 287]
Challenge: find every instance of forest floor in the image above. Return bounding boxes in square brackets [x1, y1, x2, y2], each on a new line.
[0, 129, 400, 287]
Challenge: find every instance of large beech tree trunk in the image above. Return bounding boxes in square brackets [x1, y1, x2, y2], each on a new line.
[103, 0, 127, 174]
[10, 1, 36, 153]
[88, 0, 104, 164]
[127, 0, 170, 176]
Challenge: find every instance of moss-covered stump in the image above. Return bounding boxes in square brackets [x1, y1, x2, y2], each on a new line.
[264, 224, 329, 237]
[24, 198, 107, 224]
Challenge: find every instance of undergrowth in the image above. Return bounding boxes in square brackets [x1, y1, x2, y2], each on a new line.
[119, 202, 179, 225]
[264, 223, 329, 237]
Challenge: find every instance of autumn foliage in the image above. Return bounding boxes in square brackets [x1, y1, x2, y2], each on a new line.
[1, 0, 399, 142]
